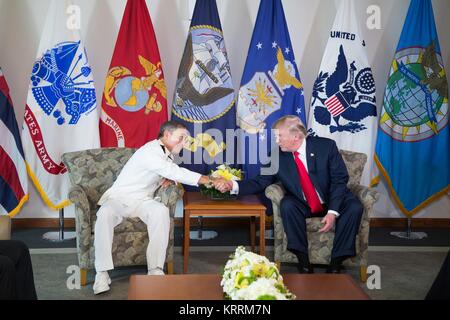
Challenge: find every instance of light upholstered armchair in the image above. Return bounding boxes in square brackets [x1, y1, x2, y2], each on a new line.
[265, 150, 379, 282]
[61, 148, 183, 286]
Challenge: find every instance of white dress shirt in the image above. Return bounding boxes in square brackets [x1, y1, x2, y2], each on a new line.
[231, 140, 339, 217]
[98, 139, 202, 208]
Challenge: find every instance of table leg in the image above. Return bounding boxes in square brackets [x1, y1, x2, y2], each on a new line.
[250, 216, 256, 252]
[182, 213, 185, 256]
[259, 211, 265, 256]
[183, 211, 190, 273]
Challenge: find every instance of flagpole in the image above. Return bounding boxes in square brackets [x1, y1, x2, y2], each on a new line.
[42, 208, 76, 242]
[189, 216, 218, 240]
[390, 217, 427, 240]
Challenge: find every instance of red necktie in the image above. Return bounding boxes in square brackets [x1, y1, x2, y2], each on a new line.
[293, 151, 323, 214]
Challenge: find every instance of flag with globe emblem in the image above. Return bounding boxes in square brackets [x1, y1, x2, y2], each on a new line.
[308, 0, 377, 187]
[100, 0, 168, 148]
[373, 0, 450, 216]
[21, 0, 100, 210]
[237, 0, 306, 180]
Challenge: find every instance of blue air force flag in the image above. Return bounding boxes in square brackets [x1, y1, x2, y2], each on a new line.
[237, 0, 306, 179]
[172, 0, 236, 177]
[21, 0, 100, 210]
[308, 0, 377, 186]
[374, 0, 449, 216]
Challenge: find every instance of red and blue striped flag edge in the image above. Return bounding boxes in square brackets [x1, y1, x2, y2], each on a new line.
[0, 69, 29, 217]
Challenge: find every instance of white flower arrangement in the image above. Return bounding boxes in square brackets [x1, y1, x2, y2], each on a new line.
[220, 246, 295, 300]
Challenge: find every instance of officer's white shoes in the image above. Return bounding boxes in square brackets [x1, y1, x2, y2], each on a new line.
[94, 268, 163, 294]
[93, 271, 111, 295]
[147, 267, 165, 275]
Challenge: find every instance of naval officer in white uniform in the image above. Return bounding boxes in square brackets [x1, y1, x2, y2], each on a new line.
[93, 121, 212, 294]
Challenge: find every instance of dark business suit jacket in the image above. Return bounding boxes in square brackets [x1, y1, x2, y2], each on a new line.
[238, 136, 351, 213]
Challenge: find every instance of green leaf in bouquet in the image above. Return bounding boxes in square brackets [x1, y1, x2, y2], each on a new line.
[257, 294, 277, 300]
[247, 270, 258, 283]
[267, 266, 279, 278]
[275, 283, 288, 294]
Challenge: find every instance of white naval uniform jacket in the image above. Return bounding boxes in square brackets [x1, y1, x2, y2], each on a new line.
[97, 139, 201, 208]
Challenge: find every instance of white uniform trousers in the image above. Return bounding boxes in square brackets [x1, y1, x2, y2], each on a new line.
[94, 198, 170, 272]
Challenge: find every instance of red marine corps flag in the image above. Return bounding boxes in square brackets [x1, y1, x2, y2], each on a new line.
[100, 0, 168, 147]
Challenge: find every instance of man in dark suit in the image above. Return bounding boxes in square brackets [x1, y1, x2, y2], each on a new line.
[0, 240, 37, 299]
[215, 115, 363, 273]
[425, 250, 450, 300]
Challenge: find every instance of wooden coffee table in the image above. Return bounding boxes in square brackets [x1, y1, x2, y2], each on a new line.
[183, 192, 266, 273]
[128, 274, 370, 300]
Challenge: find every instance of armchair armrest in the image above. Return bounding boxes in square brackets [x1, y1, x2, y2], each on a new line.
[155, 183, 185, 217]
[68, 185, 94, 269]
[68, 185, 92, 225]
[348, 184, 380, 215]
[265, 183, 286, 205]
[0, 215, 11, 240]
[347, 184, 379, 266]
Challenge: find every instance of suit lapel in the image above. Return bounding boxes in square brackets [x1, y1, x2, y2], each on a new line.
[306, 138, 325, 200]
[283, 150, 305, 200]
[306, 139, 316, 173]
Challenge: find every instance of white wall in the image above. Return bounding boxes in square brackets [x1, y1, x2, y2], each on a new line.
[0, 0, 449, 219]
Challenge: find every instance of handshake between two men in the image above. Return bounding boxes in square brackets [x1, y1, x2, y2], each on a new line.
[160, 176, 234, 193]
[211, 177, 234, 193]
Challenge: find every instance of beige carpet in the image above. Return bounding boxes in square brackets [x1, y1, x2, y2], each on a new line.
[30, 248, 448, 300]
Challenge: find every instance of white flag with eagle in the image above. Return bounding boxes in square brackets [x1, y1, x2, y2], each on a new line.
[21, 0, 100, 210]
[308, 0, 377, 186]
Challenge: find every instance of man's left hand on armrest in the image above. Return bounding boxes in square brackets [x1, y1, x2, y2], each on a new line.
[319, 213, 336, 233]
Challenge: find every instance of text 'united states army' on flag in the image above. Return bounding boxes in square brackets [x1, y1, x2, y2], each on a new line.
[21, 0, 100, 210]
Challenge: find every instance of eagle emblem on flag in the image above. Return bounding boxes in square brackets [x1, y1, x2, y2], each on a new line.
[31, 41, 96, 126]
[238, 47, 301, 134]
[379, 41, 449, 142]
[172, 28, 235, 122]
[311, 45, 376, 133]
[103, 55, 166, 115]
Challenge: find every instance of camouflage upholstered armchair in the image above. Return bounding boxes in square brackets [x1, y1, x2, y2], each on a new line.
[265, 150, 379, 282]
[62, 148, 183, 286]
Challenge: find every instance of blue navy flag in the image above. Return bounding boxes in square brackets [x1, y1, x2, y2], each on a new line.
[374, 0, 449, 216]
[172, 0, 236, 179]
[237, 0, 306, 180]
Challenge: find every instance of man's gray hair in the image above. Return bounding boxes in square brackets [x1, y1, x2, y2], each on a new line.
[273, 115, 307, 137]
[158, 120, 187, 139]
